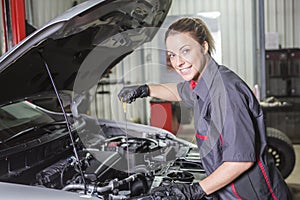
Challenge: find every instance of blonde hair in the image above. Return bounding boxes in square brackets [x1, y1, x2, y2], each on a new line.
[165, 17, 215, 55]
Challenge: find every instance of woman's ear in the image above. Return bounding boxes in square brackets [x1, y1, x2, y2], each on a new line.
[202, 41, 209, 54]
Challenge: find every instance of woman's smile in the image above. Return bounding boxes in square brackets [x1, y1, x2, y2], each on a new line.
[178, 66, 193, 75]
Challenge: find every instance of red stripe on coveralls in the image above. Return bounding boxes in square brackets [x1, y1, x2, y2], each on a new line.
[231, 183, 242, 200]
[195, 132, 208, 140]
[257, 158, 278, 200]
[219, 133, 224, 145]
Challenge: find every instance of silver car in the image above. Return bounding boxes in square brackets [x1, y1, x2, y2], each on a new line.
[0, 0, 295, 199]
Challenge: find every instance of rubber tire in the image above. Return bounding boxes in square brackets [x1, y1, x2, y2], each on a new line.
[266, 127, 296, 179]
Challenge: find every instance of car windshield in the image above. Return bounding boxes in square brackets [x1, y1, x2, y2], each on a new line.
[0, 101, 55, 142]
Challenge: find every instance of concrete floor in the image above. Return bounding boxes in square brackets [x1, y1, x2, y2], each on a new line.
[286, 145, 300, 199]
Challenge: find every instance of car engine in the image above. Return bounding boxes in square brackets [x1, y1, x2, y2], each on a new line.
[0, 115, 205, 200]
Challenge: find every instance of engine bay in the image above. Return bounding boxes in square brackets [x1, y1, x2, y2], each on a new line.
[0, 115, 206, 200]
[46, 136, 205, 199]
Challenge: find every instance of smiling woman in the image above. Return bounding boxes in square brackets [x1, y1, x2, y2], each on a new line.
[119, 17, 293, 200]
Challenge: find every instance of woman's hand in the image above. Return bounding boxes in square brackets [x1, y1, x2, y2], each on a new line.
[118, 84, 149, 103]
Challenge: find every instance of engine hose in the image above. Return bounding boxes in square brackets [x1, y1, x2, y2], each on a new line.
[63, 184, 94, 192]
[62, 173, 142, 193]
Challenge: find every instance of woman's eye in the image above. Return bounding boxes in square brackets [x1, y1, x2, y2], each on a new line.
[168, 53, 176, 58]
[182, 49, 190, 54]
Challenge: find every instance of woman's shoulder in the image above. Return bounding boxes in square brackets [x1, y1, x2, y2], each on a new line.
[217, 65, 251, 92]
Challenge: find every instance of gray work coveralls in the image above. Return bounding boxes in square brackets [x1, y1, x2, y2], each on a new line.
[177, 59, 292, 199]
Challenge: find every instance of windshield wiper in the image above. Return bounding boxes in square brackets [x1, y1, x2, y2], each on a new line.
[1, 121, 68, 144]
[0, 127, 35, 144]
[37, 121, 68, 130]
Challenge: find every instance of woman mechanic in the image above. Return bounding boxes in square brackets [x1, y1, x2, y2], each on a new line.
[118, 17, 292, 199]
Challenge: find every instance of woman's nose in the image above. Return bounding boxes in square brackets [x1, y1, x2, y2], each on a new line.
[175, 55, 185, 67]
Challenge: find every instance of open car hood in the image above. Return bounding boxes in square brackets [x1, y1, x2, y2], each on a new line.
[0, 0, 171, 106]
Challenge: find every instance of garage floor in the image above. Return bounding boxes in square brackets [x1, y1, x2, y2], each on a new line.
[286, 145, 300, 199]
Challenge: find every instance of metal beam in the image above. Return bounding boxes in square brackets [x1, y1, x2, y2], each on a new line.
[2, 0, 13, 50]
[258, 0, 266, 99]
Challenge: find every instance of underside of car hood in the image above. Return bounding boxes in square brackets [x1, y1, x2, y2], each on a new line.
[0, 0, 172, 106]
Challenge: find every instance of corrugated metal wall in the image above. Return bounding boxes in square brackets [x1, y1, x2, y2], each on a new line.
[1, 1, 299, 57]
[25, 0, 86, 28]
[265, 0, 300, 48]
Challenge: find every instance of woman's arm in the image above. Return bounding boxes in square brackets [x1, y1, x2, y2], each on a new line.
[200, 161, 254, 195]
[148, 83, 181, 102]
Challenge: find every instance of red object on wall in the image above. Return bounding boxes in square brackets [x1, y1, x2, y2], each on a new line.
[10, 0, 26, 45]
[1, 0, 26, 51]
[150, 101, 173, 133]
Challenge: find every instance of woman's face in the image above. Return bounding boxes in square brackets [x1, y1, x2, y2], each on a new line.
[166, 32, 209, 82]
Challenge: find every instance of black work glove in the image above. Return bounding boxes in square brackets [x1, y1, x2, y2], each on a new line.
[118, 84, 149, 103]
[151, 182, 206, 200]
